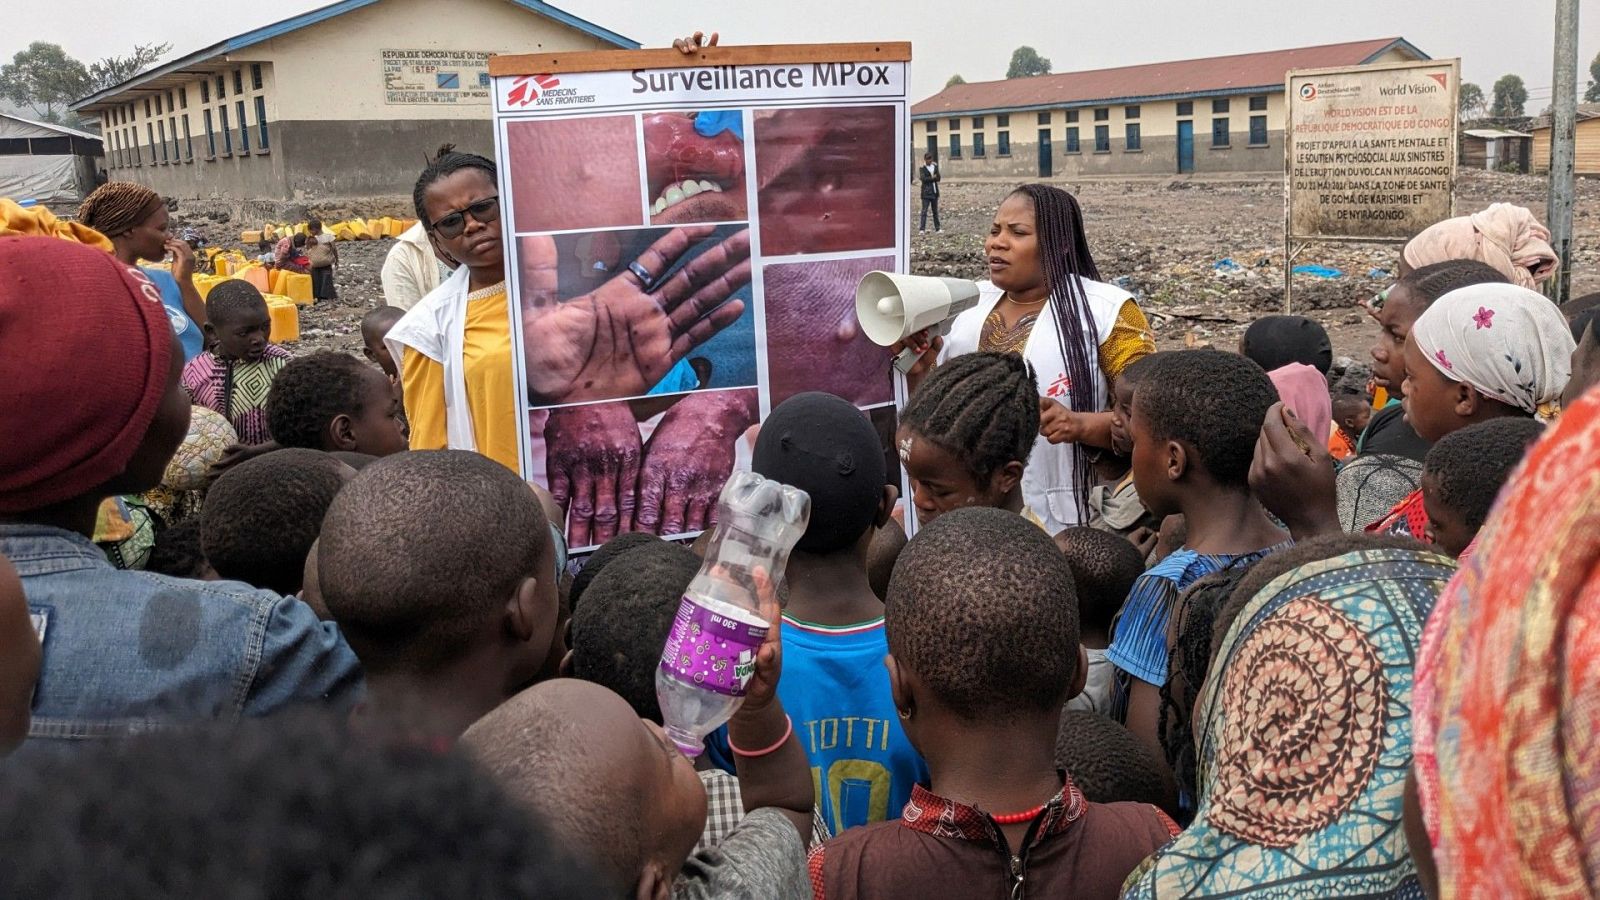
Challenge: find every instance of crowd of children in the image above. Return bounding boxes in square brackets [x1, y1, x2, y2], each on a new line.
[2, 172, 1599, 900]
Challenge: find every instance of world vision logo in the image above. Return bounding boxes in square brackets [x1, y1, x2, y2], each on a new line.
[1299, 83, 1318, 101]
[1427, 73, 1448, 90]
[507, 74, 560, 106]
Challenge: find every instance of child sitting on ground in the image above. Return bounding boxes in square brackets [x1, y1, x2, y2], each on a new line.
[181, 281, 290, 444]
[808, 507, 1176, 899]
[317, 450, 561, 741]
[1055, 710, 1167, 808]
[200, 448, 352, 596]
[361, 305, 407, 383]
[1105, 350, 1290, 777]
[1055, 526, 1145, 715]
[265, 352, 408, 457]
[753, 392, 928, 835]
[897, 351, 1038, 527]
[465, 654, 814, 897]
[1420, 418, 1544, 559]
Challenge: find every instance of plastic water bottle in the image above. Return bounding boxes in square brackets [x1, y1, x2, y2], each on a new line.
[657, 471, 810, 756]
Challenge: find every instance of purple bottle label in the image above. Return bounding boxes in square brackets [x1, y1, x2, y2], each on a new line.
[659, 595, 768, 697]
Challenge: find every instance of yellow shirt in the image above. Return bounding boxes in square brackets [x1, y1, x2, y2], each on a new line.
[401, 284, 522, 473]
[977, 298, 1154, 380]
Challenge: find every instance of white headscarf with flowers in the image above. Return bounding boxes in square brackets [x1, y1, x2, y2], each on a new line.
[1411, 283, 1575, 419]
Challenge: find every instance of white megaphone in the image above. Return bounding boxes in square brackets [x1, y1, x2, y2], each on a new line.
[855, 272, 982, 374]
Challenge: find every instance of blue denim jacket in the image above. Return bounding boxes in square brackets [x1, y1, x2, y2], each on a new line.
[2, 524, 363, 741]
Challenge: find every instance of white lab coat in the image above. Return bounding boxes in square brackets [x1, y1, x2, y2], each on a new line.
[380, 221, 447, 311]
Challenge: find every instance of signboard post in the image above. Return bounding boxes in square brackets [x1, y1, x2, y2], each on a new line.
[1283, 58, 1459, 311]
[488, 43, 912, 553]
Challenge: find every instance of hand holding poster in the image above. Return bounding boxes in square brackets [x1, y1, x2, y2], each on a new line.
[489, 44, 911, 551]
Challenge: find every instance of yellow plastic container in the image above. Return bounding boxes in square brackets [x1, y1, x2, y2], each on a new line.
[241, 229, 262, 244]
[213, 256, 230, 277]
[385, 217, 406, 237]
[282, 271, 313, 305]
[241, 266, 270, 293]
[193, 274, 222, 300]
[265, 295, 299, 343]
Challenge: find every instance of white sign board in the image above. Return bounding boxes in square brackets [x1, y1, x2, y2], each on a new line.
[1286, 58, 1459, 240]
[383, 50, 492, 105]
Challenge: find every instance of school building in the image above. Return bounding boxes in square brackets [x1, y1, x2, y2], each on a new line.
[912, 38, 1429, 179]
[69, 0, 635, 200]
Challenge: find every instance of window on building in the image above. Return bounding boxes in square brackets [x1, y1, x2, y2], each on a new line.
[146, 123, 155, 163]
[1065, 126, 1080, 152]
[1126, 123, 1142, 151]
[1038, 111, 1051, 124]
[973, 132, 986, 157]
[972, 116, 984, 129]
[144, 98, 151, 118]
[926, 119, 937, 133]
[183, 116, 193, 160]
[1125, 105, 1140, 119]
[1094, 107, 1109, 121]
[1249, 115, 1268, 146]
[157, 120, 168, 163]
[926, 135, 938, 159]
[255, 96, 269, 149]
[179, 87, 188, 109]
[201, 80, 210, 104]
[998, 131, 1010, 155]
[1212, 117, 1230, 147]
[1065, 110, 1079, 123]
[251, 64, 263, 90]
[1094, 124, 1110, 152]
[948, 133, 961, 158]
[166, 91, 174, 111]
[219, 106, 232, 155]
[997, 114, 1009, 127]
[236, 100, 249, 153]
[216, 75, 226, 98]
[1213, 98, 1230, 113]
[948, 117, 960, 130]
[204, 109, 216, 158]
[1249, 95, 1267, 112]
[0, 139, 28, 154]
[169, 116, 180, 160]
[233, 69, 244, 95]
[154, 95, 162, 115]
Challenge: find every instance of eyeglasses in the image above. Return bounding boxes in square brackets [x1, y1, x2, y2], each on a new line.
[430, 196, 500, 239]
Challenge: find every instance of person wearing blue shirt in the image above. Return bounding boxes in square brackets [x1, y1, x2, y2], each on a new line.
[752, 392, 927, 836]
[77, 181, 207, 362]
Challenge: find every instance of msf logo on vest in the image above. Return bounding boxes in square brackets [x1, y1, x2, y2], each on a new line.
[506, 74, 561, 106]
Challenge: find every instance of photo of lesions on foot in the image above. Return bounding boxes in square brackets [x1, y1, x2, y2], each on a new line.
[643, 110, 749, 225]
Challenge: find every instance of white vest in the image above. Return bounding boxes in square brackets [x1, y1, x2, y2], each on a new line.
[385, 264, 481, 452]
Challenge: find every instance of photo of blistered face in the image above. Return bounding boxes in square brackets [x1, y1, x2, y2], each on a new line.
[762, 254, 896, 408]
[752, 105, 897, 256]
[505, 114, 644, 233]
[643, 111, 749, 225]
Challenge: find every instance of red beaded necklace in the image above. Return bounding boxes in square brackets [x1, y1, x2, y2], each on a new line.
[989, 803, 1049, 825]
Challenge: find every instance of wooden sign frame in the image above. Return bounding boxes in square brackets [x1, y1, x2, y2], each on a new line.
[489, 42, 912, 77]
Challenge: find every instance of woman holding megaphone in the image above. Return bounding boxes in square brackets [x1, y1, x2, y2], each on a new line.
[898, 183, 1154, 534]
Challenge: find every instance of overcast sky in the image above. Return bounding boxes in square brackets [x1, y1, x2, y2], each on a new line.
[9, 0, 1595, 108]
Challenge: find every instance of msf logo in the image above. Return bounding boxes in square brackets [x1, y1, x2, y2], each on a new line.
[507, 74, 560, 107]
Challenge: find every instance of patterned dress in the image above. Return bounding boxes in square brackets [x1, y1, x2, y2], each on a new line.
[181, 345, 291, 445]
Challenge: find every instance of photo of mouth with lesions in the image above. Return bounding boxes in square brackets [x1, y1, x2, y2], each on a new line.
[643, 111, 749, 225]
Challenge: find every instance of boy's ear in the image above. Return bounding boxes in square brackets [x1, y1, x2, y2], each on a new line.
[992, 460, 1026, 495]
[1165, 439, 1188, 482]
[557, 648, 575, 677]
[362, 345, 379, 363]
[202, 321, 217, 340]
[1455, 383, 1483, 418]
[886, 653, 914, 719]
[875, 484, 899, 528]
[1069, 644, 1089, 702]
[506, 574, 557, 665]
[327, 413, 358, 452]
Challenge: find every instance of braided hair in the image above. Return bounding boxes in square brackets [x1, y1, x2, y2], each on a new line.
[1010, 184, 1102, 520]
[902, 351, 1039, 483]
[411, 144, 496, 229]
[78, 181, 163, 238]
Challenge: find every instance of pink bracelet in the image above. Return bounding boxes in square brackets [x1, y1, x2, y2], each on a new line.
[728, 715, 793, 758]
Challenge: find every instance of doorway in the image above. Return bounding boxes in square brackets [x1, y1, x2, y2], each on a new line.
[1177, 120, 1194, 173]
[1038, 129, 1052, 177]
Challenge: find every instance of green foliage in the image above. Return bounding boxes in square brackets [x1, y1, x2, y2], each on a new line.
[1006, 46, 1051, 79]
[0, 42, 90, 123]
[1490, 74, 1528, 118]
[946, 73, 966, 88]
[1585, 51, 1600, 104]
[88, 43, 171, 92]
[1458, 82, 1485, 120]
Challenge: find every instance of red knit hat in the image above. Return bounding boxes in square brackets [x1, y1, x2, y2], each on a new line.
[0, 237, 174, 513]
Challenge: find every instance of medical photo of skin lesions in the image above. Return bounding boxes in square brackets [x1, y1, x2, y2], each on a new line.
[530, 388, 759, 550]
[752, 105, 897, 257]
[516, 224, 756, 407]
[643, 110, 749, 225]
[505, 114, 644, 233]
[762, 254, 895, 408]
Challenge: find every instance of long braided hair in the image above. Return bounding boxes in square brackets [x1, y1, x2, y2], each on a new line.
[1010, 184, 1102, 520]
[411, 144, 496, 229]
[902, 351, 1040, 483]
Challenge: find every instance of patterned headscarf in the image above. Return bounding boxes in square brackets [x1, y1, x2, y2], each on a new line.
[1402, 203, 1559, 289]
[1123, 546, 1456, 899]
[77, 181, 163, 238]
[1415, 385, 1600, 899]
[1410, 283, 1574, 419]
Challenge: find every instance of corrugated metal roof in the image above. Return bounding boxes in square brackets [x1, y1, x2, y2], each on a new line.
[1463, 128, 1532, 139]
[1529, 103, 1600, 130]
[0, 113, 102, 142]
[912, 37, 1426, 117]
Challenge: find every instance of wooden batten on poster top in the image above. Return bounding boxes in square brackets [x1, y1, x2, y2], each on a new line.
[489, 43, 914, 77]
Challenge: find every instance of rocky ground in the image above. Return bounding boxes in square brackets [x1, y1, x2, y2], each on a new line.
[177, 168, 1598, 365]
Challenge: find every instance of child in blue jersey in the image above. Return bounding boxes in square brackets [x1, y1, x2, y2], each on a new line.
[1106, 350, 1290, 790]
[753, 392, 928, 837]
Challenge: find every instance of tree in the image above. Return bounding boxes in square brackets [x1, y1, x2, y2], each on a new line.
[1585, 51, 1600, 103]
[0, 42, 90, 123]
[1458, 82, 1485, 120]
[88, 42, 171, 93]
[945, 74, 966, 88]
[1490, 74, 1528, 119]
[1006, 46, 1051, 79]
